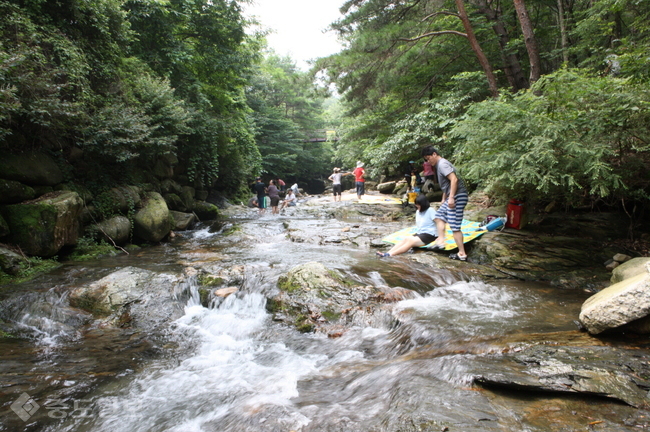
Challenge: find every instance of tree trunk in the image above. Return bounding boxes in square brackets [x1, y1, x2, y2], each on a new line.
[474, 0, 528, 91]
[455, 0, 499, 97]
[513, 0, 541, 84]
[557, 0, 569, 64]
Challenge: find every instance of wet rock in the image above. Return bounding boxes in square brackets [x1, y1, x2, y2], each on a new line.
[0, 179, 35, 204]
[469, 232, 612, 289]
[170, 211, 196, 231]
[605, 261, 620, 271]
[268, 261, 414, 334]
[580, 270, 650, 334]
[68, 267, 185, 330]
[214, 287, 237, 297]
[611, 257, 650, 284]
[472, 345, 650, 407]
[87, 215, 131, 246]
[0, 191, 84, 257]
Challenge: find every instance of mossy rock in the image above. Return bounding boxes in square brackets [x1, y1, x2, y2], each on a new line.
[133, 192, 174, 243]
[93, 186, 141, 217]
[163, 193, 186, 212]
[69, 292, 112, 316]
[193, 200, 219, 220]
[0, 191, 84, 257]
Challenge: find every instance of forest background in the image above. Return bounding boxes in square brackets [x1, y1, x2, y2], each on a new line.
[0, 0, 649, 233]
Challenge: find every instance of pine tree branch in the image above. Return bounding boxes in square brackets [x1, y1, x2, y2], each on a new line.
[399, 31, 467, 42]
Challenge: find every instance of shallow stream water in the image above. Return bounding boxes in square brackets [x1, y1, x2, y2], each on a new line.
[1, 208, 648, 431]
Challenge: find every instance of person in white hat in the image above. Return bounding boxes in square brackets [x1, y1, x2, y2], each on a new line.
[353, 161, 366, 200]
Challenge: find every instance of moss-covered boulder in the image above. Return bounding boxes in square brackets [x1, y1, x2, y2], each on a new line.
[0, 152, 63, 186]
[163, 193, 185, 212]
[180, 186, 195, 211]
[87, 215, 131, 246]
[269, 261, 414, 335]
[0, 191, 84, 257]
[0, 179, 36, 204]
[93, 186, 141, 216]
[133, 192, 174, 242]
[193, 200, 219, 220]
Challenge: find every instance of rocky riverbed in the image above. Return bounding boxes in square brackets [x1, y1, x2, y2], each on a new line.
[1, 190, 649, 431]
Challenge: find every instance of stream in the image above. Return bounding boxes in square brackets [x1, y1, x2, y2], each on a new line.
[1, 204, 649, 431]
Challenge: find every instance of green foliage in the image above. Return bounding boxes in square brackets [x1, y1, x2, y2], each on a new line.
[67, 237, 118, 261]
[451, 69, 650, 204]
[0, 255, 60, 285]
[247, 53, 333, 181]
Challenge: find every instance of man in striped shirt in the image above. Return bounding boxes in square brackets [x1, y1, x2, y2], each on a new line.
[421, 145, 469, 261]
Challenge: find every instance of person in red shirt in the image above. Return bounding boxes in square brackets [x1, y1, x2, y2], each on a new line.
[422, 160, 435, 193]
[353, 161, 366, 200]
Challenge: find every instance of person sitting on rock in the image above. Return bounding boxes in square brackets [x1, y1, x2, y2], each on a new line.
[281, 188, 296, 210]
[377, 194, 437, 257]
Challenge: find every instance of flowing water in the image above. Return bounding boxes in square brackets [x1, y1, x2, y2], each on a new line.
[1, 209, 647, 431]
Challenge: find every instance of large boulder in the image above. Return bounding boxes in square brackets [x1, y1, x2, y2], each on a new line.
[170, 211, 196, 231]
[377, 181, 396, 194]
[268, 261, 415, 335]
[579, 266, 650, 334]
[193, 200, 219, 220]
[87, 215, 131, 246]
[0, 179, 36, 204]
[133, 192, 174, 242]
[68, 267, 185, 330]
[180, 186, 195, 211]
[0, 191, 84, 257]
[611, 257, 650, 284]
[93, 186, 141, 216]
[0, 152, 63, 186]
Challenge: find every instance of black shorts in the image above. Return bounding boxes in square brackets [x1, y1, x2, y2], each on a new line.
[414, 232, 437, 245]
[333, 184, 342, 195]
[270, 196, 280, 206]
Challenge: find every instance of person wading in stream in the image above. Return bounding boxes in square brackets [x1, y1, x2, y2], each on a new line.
[267, 179, 281, 215]
[377, 194, 437, 257]
[421, 145, 469, 261]
[253, 177, 267, 215]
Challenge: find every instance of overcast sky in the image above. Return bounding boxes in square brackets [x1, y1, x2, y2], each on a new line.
[243, 0, 346, 70]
